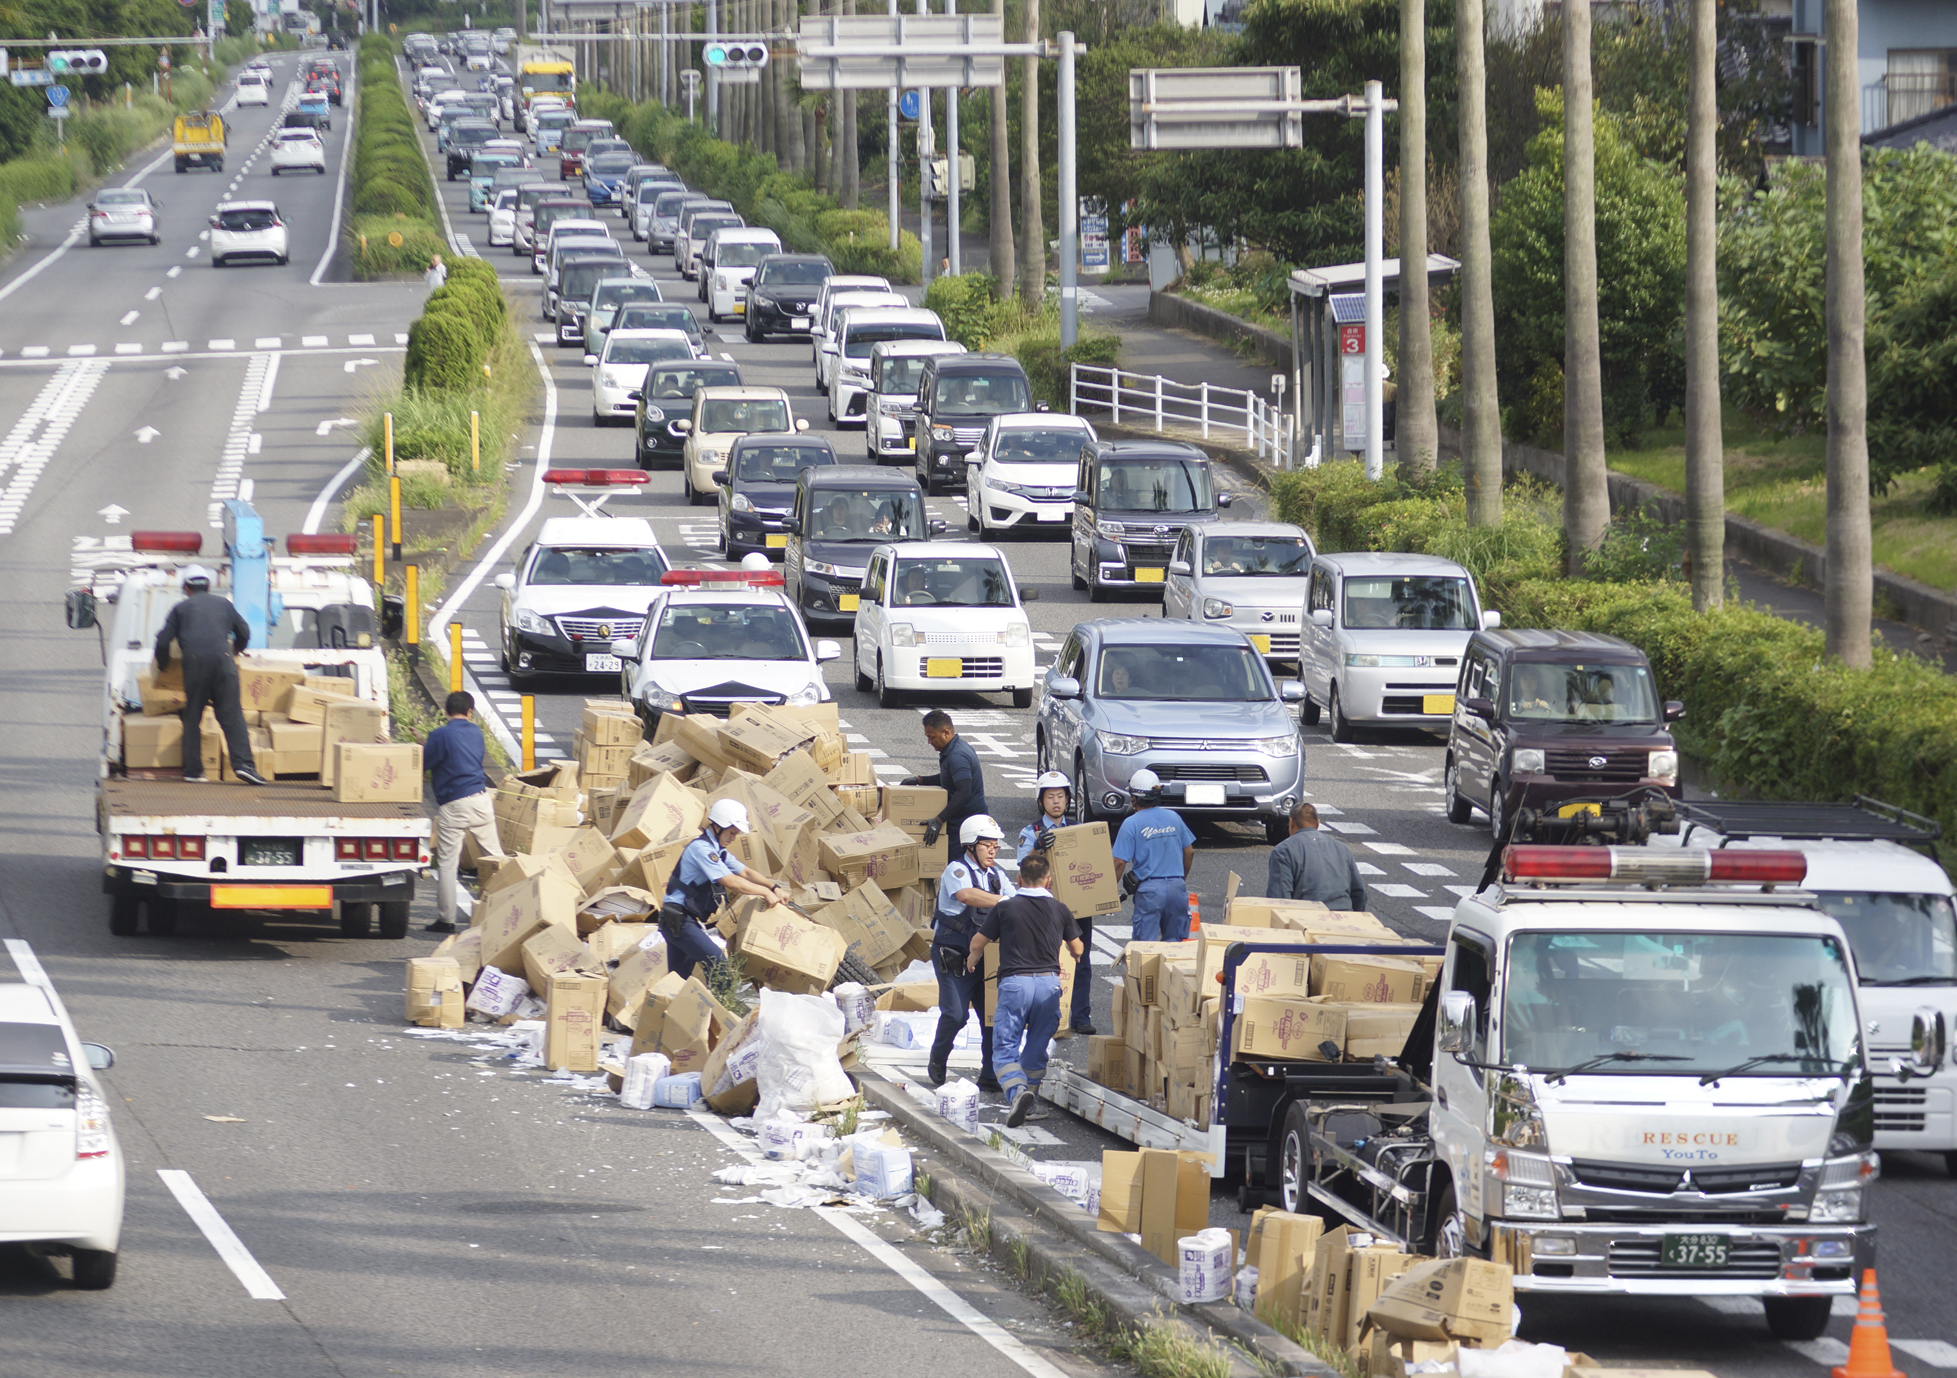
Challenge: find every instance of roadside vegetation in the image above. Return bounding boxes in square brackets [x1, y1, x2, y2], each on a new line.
[348, 31, 444, 277]
[921, 272, 1121, 409]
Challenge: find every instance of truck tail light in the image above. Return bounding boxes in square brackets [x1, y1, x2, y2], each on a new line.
[336, 837, 419, 861]
[121, 835, 204, 860]
[131, 531, 203, 554]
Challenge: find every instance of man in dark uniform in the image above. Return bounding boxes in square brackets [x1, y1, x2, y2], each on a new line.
[906, 709, 989, 848]
[154, 564, 268, 785]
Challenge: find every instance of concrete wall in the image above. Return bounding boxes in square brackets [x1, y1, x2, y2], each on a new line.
[1145, 291, 1294, 373]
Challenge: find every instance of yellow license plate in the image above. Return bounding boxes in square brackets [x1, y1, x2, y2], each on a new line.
[731, 302, 745, 313]
[1558, 802, 1603, 819]
[907, 437, 916, 450]
[765, 533, 787, 548]
[1422, 694, 1457, 715]
[925, 658, 964, 678]
[211, 884, 334, 910]
[1133, 567, 1165, 584]
[1246, 633, 1271, 654]
[838, 594, 859, 612]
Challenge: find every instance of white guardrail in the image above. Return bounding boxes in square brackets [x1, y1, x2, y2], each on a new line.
[1069, 362, 1300, 468]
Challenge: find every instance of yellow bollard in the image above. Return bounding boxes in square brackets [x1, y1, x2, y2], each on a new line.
[389, 475, 402, 561]
[471, 410, 480, 473]
[449, 622, 464, 694]
[520, 696, 536, 771]
[384, 411, 394, 474]
[370, 513, 383, 587]
[404, 565, 420, 654]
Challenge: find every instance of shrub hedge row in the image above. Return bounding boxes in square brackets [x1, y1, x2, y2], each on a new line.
[1268, 461, 1957, 865]
[345, 33, 443, 278]
[403, 257, 506, 392]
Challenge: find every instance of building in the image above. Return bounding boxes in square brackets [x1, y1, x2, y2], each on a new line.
[1788, 0, 1957, 154]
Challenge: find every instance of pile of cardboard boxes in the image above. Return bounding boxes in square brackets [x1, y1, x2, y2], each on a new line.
[120, 654, 420, 801]
[1087, 897, 1438, 1130]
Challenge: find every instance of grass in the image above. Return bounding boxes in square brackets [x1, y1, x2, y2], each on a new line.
[1176, 281, 1289, 336]
[1258, 1304, 1362, 1378]
[1606, 408, 1957, 592]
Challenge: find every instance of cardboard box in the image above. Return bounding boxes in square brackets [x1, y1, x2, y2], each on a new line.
[697, 1009, 761, 1116]
[577, 885, 658, 934]
[319, 700, 389, 785]
[1254, 1210, 1325, 1327]
[1306, 1226, 1359, 1348]
[1086, 1035, 1133, 1094]
[810, 880, 912, 967]
[581, 703, 642, 746]
[1232, 997, 1346, 1062]
[1044, 822, 1123, 918]
[878, 785, 948, 833]
[1310, 954, 1429, 1005]
[548, 826, 621, 895]
[818, 825, 920, 891]
[405, 956, 464, 1028]
[285, 685, 354, 725]
[1364, 1258, 1514, 1346]
[235, 659, 307, 717]
[1096, 1148, 1214, 1265]
[1123, 988, 1149, 1055]
[1224, 896, 1330, 929]
[627, 970, 688, 1059]
[606, 931, 671, 1029]
[520, 924, 601, 994]
[331, 743, 422, 803]
[672, 714, 739, 774]
[733, 903, 848, 994]
[477, 869, 583, 975]
[266, 718, 325, 775]
[303, 674, 357, 697]
[1346, 1245, 1420, 1347]
[657, 974, 728, 1076]
[761, 749, 846, 828]
[542, 971, 606, 1072]
[1315, 1000, 1425, 1060]
[586, 920, 655, 964]
[136, 671, 189, 717]
[1363, 1333, 1462, 1377]
[479, 850, 580, 900]
[1230, 949, 1316, 1001]
[873, 980, 938, 1013]
[123, 712, 187, 769]
[1196, 923, 1312, 992]
[717, 708, 819, 774]
[445, 926, 483, 983]
[574, 733, 637, 779]
[610, 774, 707, 852]
[617, 836, 688, 900]
[828, 749, 878, 788]
[628, 739, 698, 788]
[1121, 941, 1190, 1008]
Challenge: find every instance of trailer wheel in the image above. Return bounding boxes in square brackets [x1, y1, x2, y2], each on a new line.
[1278, 1100, 1311, 1214]
[377, 901, 411, 940]
[1763, 1296, 1833, 1342]
[109, 896, 140, 937]
[146, 900, 179, 937]
[339, 902, 374, 938]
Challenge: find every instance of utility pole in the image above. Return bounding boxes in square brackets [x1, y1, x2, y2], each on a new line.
[1562, 0, 1608, 572]
[1823, 0, 1871, 666]
[1397, 0, 1438, 475]
[1684, 0, 1724, 610]
[1058, 31, 1076, 345]
[887, 0, 899, 252]
[917, 0, 932, 284]
[945, 0, 959, 275]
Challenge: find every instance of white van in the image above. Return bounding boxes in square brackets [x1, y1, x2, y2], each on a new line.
[827, 307, 949, 427]
[701, 226, 785, 323]
[813, 288, 905, 391]
[863, 339, 968, 461]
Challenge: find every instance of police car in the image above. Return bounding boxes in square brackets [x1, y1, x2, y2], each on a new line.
[613, 563, 842, 726]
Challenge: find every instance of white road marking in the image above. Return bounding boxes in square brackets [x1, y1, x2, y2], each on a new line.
[1321, 819, 1377, 835]
[187, 247, 199, 257]
[308, 56, 357, 287]
[1894, 1340, 1957, 1366]
[348, 333, 374, 346]
[1355, 862, 1387, 876]
[99, 504, 128, 524]
[395, 333, 408, 344]
[315, 417, 359, 437]
[247, 433, 263, 455]
[209, 354, 273, 528]
[1414, 906, 1457, 924]
[120, 309, 139, 325]
[166, 265, 181, 278]
[114, 344, 143, 355]
[145, 287, 163, 300]
[256, 352, 281, 411]
[253, 336, 281, 350]
[156, 1170, 286, 1300]
[210, 339, 236, 351]
[134, 427, 159, 444]
[20, 347, 48, 358]
[1372, 883, 1427, 899]
[0, 359, 111, 536]
[1363, 841, 1416, 855]
[1403, 862, 1456, 876]
[162, 341, 188, 352]
[67, 345, 96, 356]
[302, 335, 328, 347]
[1785, 1338, 1850, 1366]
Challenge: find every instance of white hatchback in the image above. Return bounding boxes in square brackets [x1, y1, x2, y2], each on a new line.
[967, 412, 1097, 537]
[0, 944, 124, 1289]
[269, 127, 327, 175]
[852, 541, 1038, 707]
[587, 328, 696, 425]
[236, 70, 271, 106]
[209, 201, 288, 267]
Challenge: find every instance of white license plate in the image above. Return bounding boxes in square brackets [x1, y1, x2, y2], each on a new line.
[791, 316, 811, 329]
[1183, 783, 1227, 806]
[1038, 509, 1066, 522]
[584, 653, 622, 673]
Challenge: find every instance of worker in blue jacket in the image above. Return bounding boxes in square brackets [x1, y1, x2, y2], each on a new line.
[1111, 769, 1196, 942]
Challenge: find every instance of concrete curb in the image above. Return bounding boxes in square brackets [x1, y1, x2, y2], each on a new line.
[1147, 291, 1294, 373]
[860, 1074, 1341, 1378]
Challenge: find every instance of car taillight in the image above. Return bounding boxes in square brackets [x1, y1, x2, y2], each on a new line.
[76, 1087, 111, 1159]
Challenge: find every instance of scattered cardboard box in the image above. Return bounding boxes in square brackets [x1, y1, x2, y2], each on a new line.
[542, 971, 606, 1071]
[332, 743, 423, 803]
[406, 956, 464, 1028]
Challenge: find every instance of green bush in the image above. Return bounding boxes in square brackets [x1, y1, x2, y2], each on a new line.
[988, 312, 1125, 411]
[353, 177, 425, 218]
[351, 214, 446, 274]
[923, 273, 1008, 349]
[429, 278, 504, 336]
[0, 156, 76, 207]
[404, 309, 486, 392]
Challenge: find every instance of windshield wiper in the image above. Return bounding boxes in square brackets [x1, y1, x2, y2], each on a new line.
[1866, 974, 1956, 986]
[1697, 1052, 1812, 1086]
[1544, 1051, 1690, 1084]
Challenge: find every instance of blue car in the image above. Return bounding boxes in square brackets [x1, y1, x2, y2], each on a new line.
[468, 153, 523, 212]
[583, 152, 635, 208]
[297, 91, 331, 131]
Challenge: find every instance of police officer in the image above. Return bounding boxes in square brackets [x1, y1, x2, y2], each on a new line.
[661, 799, 792, 982]
[1017, 771, 1095, 1035]
[1111, 769, 1196, 942]
[927, 815, 1012, 1090]
[153, 564, 269, 786]
[904, 709, 989, 848]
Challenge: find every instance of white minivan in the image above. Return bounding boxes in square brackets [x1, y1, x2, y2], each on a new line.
[853, 540, 1038, 707]
[827, 306, 948, 426]
[701, 226, 784, 323]
[864, 339, 968, 462]
[813, 288, 906, 391]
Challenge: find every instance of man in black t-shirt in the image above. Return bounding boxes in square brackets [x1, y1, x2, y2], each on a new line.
[970, 853, 1083, 1128]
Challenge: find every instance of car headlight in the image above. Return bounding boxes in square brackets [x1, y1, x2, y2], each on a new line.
[75, 1085, 111, 1159]
[730, 493, 753, 513]
[1202, 598, 1234, 619]
[1811, 1152, 1878, 1221]
[1251, 734, 1300, 758]
[513, 610, 555, 636]
[641, 405, 664, 423]
[1486, 1146, 1558, 1219]
[806, 560, 843, 578]
[1100, 732, 1150, 756]
[998, 481, 1037, 499]
[717, 274, 731, 290]
[1002, 622, 1030, 648]
[879, 396, 908, 412]
[1096, 521, 1126, 538]
[641, 685, 682, 712]
[1512, 748, 1545, 774]
[932, 424, 956, 442]
[1344, 653, 1425, 667]
[788, 683, 822, 707]
[1648, 749, 1679, 784]
[889, 623, 917, 647]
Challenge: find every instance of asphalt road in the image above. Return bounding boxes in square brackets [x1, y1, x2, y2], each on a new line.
[1, 48, 1953, 1378]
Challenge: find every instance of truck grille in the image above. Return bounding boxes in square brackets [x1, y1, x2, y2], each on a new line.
[1114, 540, 1174, 564]
[1569, 1160, 1802, 1195]
[1149, 763, 1269, 783]
[1545, 748, 1648, 783]
[1875, 1084, 1928, 1132]
[1608, 1239, 1783, 1280]
[1260, 634, 1302, 657]
[925, 631, 1005, 646]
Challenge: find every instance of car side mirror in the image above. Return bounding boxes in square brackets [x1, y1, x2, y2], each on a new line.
[627, 390, 642, 402]
[1462, 696, 1495, 720]
[65, 588, 97, 630]
[671, 419, 692, 434]
[1438, 991, 1476, 1054]
[782, 517, 801, 535]
[609, 638, 637, 659]
[1310, 608, 1334, 628]
[82, 1043, 115, 1071]
[379, 594, 405, 640]
[493, 572, 516, 591]
[711, 470, 729, 486]
[583, 354, 598, 366]
[927, 519, 947, 536]
[1072, 490, 1092, 506]
[209, 216, 220, 228]
[1482, 610, 1502, 629]
[1168, 559, 1191, 576]
[1217, 492, 1234, 508]
[1018, 587, 1039, 602]
[795, 418, 810, 432]
[1663, 700, 1686, 722]
[1902, 1006, 1946, 1080]
[1279, 680, 1305, 703]
[1035, 401, 1051, 412]
[1048, 675, 1081, 700]
[814, 639, 842, 663]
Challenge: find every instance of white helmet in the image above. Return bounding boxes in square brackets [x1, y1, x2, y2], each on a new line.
[959, 814, 1006, 846]
[1033, 770, 1072, 794]
[1128, 768, 1162, 800]
[740, 552, 770, 572]
[707, 798, 751, 833]
[181, 564, 216, 588]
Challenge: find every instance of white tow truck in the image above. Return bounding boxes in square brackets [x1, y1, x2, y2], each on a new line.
[65, 501, 432, 940]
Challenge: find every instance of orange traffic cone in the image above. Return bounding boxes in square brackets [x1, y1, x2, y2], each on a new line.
[1832, 1269, 1904, 1378]
[1186, 893, 1201, 937]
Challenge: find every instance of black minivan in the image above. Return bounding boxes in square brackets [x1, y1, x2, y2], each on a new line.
[783, 465, 945, 626]
[714, 434, 839, 561]
[910, 352, 1040, 493]
[1069, 438, 1233, 602]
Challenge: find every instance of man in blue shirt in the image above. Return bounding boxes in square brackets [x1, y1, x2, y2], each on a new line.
[904, 710, 989, 848]
[928, 815, 1013, 1090]
[423, 691, 505, 933]
[661, 798, 792, 982]
[1111, 769, 1197, 942]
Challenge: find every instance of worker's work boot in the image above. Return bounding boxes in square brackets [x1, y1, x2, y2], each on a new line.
[925, 1062, 948, 1089]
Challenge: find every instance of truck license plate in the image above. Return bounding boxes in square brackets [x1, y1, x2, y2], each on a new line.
[1661, 1234, 1730, 1268]
[585, 654, 622, 673]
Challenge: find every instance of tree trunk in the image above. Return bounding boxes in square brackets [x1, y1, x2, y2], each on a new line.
[779, 0, 805, 174]
[843, 91, 860, 208]
[1397, 0, 1437, 475]
[1017, 0, 1043, 303]
[804, 105, 820, 185]
[1684, 0, 1724, 610]
[827, 0, 847, 196]
[989, 0, 1015, 292]
[1457, 0, 1502, 525]
[1823, 0, 1871, 666]
[1562, 0, 1608, 573]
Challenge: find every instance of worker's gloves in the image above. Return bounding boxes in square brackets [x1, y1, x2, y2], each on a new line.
[922, 819, 942, 846]
[1036, 829, 1057, 853]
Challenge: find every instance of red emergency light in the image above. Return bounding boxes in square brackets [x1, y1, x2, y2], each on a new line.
[542, 468, 650, 487]
[288, 533, 359, 556]
[660, 569, 786, 587]
[131, 532, 203, 554]
[1502, 846, 1807, 887]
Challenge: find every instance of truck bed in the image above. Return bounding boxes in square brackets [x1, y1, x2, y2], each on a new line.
[102, 777, 425, 822]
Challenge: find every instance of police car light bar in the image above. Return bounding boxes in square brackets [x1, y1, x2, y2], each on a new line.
[1502, 845, 1807, 887]
[661, 569, 786, 587]
[542, 468, 650, 487]
[287, 533, 358, 556]
[130, 532, 204, 554]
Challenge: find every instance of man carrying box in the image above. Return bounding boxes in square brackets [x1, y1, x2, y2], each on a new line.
[661, 799, 793, 982]
[928, 815, 1012, 1091]
[972, 851, 1083, 1128]
[423, 691, 505, 933]
[1266, 802, 1368, 911]
[154, 565, 269, 786]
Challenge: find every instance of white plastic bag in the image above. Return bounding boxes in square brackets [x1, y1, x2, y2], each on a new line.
[1456, 1340, 1567, 1378]
[754, 987, 853, 1120]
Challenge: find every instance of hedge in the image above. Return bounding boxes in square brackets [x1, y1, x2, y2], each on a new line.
[1269, 461, 1957, 865]
[347, 32, 441, 278]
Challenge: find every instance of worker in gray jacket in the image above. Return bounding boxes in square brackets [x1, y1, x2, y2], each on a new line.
[1266, 802, 1367, 910]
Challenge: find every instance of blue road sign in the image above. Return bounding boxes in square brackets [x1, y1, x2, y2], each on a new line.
[899, 90, 920, 121]
[48, 84, 70, 107]
[11, 68, 53, 87]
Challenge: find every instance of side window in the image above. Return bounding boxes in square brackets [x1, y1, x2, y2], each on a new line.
[864, 555, 886, 603]
[1308, 566, 1333, 614]
[1461, 653, 1485, 698]
[1448, 932, 1494, 1058]
[1056, 633, 1082, 681]
[1174, 528, 1193, 566]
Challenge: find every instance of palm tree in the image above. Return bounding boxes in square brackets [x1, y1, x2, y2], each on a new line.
[1562, 0, 1607, 572]
[1822, 0, 1871, 665]
[1397, 0, 1438, 476]
[1683, 0, 1724, 610]
[1018, 0, 1044, 303]
[989, 0, 1015, 292]
[1457, 0, 1501, 525]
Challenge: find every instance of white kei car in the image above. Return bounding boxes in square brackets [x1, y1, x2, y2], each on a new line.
[236, 70, 272, 106]
[587, 328, 696, 426]
[0, 947, 124, 1289]
[269, 127, 327, 176]
[851, 540, 1038, 707]
[966, 413, 1098, 538]
[208, 201, 288, 267]
[702, 226, 784, 322]
[486, 188, 523, 246]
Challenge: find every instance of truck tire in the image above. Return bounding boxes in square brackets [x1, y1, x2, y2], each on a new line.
[1278, 1100, 1311, 1214]
[339, 902, 374, 938]
[175, 157, 186, 173]
[109, 896, 140, 937]
[146, 900, 179, 937]
[1763, 1296, 1833, 1342]
[378, 901, 411, 940]
[1429, 1181, 1466, 1259]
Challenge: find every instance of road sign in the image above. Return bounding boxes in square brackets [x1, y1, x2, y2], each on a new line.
[898, 89, 920, 120]
[12, 68, 53, 87]
[796, 14, 1005, 91]
[47, 85, 69, 107]
[1129, 66, 1306, 150]
[48, 106, 70, 119]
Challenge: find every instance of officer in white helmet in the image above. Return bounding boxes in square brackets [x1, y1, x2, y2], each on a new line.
[660, 798, 793, 981]
[739, 552, 771, 574]
[926, 814, 1014, 1089]
[1018, 772, 1096, 1034]
[1112, 768, 1196, 942]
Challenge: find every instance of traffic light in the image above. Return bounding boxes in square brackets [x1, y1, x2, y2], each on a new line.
[926, 158, 948, 198]
[47, 49, 109, 76]
[703, 41, 768, 71]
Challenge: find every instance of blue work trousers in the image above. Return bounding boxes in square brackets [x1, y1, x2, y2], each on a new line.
[1130, 878, 1191, 943]
[929, 945, 995, 1081]
[660, 903, 726, 984]
[993, 972, 1062, 1100]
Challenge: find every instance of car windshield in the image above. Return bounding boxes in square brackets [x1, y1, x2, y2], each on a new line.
[472, 154, 517, 171]
[991, 427, 1085, 464]
[534, 204, 587, 232]
[637, 182, 671, 202]
[1812, 891, 1957, 986]
[648, 365, 740, 399]
[651, 604, 806, 661]
[1094, 644, 1271, 701]
[933, 371, 1032, 413]
[691, 216, 742, 240]
[717, 241, 773, 268]
[595, 281, 664, 313]
[1505, 661, 1659, 722]
[590, 154, 635, 175]
[528, 546, 668, 587]
[454, 126, 493, 145]
[1095, 457, 1211, 513]
[217, 208, 277, 231]
[280, 129, 320, 143]
[874, 356, 935, 394]
[735, 443, 835, 482]
[606, 337, 691, 365]
[654, 192, 692, 214]
[845, 322, 943, 358]
[1202, 535, 1312, 576]
[559, 264, 622, 303]
[758, 259, 832, 286]
[615, 305, 697, 339]
[1340, 575, 1476, 630]
[98, 190, 147, 206]
[809, 490, 926, 541]
[889, 558, 1014, 607]
[701, 398, 789, 433]
[1503, 930, 1860, 1078]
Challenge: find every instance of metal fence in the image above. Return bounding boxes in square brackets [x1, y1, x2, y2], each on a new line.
[1069, 362, 1297, 468]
